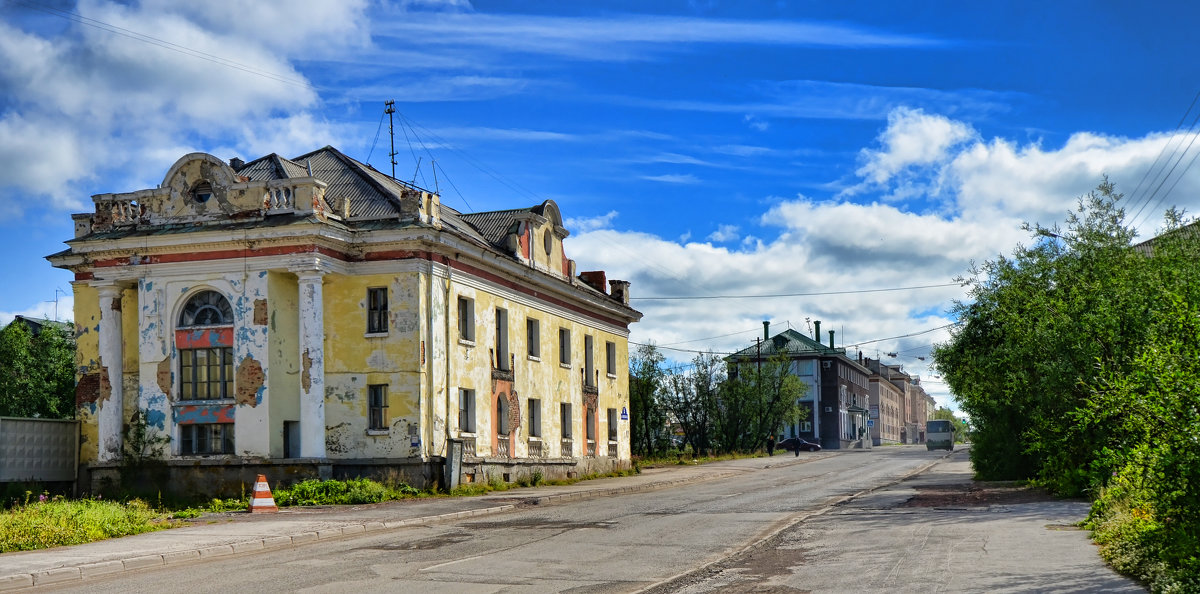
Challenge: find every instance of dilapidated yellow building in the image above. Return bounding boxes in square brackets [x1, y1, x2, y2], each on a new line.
[48, 147, 641, 496]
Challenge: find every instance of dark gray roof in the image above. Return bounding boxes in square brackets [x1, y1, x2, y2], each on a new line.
[459, 208, 530, 246]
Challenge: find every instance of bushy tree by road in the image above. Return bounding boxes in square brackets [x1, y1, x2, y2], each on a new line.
[0, 319, 75, 419]
[933, 180, 1200, 590]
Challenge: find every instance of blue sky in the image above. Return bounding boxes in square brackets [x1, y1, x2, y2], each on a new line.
[5, 0, 1200, 411]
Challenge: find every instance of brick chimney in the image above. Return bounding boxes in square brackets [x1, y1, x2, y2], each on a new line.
[579, 270, 607, 293]
[609, 280, 631, 305]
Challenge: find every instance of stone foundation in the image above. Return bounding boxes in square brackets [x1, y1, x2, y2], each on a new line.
[82, 454, 631, 500]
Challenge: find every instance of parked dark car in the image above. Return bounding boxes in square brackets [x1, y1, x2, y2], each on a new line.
[777, 437, 821, 455]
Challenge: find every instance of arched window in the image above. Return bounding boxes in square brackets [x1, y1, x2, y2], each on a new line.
[179, 290, 232, 327]
[175, 290, 235, 454]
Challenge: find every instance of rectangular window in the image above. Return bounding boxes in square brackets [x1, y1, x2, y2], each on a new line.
[495, 308, 509, 370]
[368, 384, 388, 431]
[584, 335, 595, 386]
[180, 423, 233, 455]
[607, 408, 618, 441]
[179, 347, 233, 400]
[459, 389, 476, 432]
[802, 421, 812, 433]
[367, 287, 388, 334]
[560, 403, 572, 438]
[559, 328, 571, 365]
[526, 318, 540, 359]
[528, 398, 542, 438]
[457, 297, 475, 342]
[606, 341, 617, 376]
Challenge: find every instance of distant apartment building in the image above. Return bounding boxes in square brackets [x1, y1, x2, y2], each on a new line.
[863, 358, 904, 445]
[864, 358, 934, 444]
[729, 322, 871, 450]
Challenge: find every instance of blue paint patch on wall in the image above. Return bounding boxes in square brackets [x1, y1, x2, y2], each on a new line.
[144, 408, 167, 430]
[259, 271, 268, 278]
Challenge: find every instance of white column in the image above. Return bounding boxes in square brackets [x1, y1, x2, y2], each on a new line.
[96, 284, 125, 462]
[297, 271, 326, 458]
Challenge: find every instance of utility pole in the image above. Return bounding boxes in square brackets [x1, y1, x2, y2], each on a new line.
[384, 100, 397, 179]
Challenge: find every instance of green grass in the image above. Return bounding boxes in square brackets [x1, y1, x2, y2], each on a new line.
[0, 495, 173, 553]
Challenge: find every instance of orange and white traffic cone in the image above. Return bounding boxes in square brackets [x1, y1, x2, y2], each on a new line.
[249, 474, 278, 513]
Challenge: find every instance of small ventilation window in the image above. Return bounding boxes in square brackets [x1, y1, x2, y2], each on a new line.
[191, 181, 213, 204]
[543, 228, 553, 255]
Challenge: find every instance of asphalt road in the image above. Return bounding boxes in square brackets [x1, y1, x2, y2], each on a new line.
[36, 446, 1140, 593]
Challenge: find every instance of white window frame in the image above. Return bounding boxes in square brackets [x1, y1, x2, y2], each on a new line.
[560, 402, 572, 438]
[368, 384, 388, 432]
[458, 296, 475, 343]
[458, 388, 476, 433]
[584, 335, 595, 387]
[495, 307, 509, 370]
[528, 398, 542, 438]
[526, 317, 540, 360]
[605, 341, 617, 377]
[558, 327, 571, 367]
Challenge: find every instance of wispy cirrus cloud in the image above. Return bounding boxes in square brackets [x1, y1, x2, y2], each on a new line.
[372, 13, 951, 62]
[607, 80, 1023, 122]
[640, 173, 700, 184]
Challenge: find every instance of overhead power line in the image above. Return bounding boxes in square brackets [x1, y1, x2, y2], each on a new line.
[16, 1, 316, 91]
[631, 282, 960, 301]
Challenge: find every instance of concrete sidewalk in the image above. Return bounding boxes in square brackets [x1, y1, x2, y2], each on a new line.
[0, 455, 789, 591]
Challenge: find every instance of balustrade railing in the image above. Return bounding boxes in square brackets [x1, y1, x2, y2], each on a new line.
[560, 438, 573, 457]
[586, 439, 596, 457]
[496, 436, 510, 458]
[461, 436, 476, 457]
[527, 439, 543, 458]
[607, 441, 618, 457]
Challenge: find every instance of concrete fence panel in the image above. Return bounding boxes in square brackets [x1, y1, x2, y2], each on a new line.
[0, 417, 79, 482]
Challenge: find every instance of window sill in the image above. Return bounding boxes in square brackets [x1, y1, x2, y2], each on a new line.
[459, 338, 476, 347]
[366, 429, 389, 436]
[559, 362, 572, 369]
[527, 355, 541, 362]
[364, 332, 389, 339]
[606, 373, 617, 379]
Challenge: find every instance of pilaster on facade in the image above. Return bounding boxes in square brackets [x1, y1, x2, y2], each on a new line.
[93, 282, 131, 463]
[295, 269, 327, 459]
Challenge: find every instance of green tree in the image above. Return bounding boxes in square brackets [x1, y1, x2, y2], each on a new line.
[716, 354, 806, 452]
[0, 320, 75, 419]
[628, 343, 669, 456]
[662, 352, 722, 456]
[934, 179, 1151, 492]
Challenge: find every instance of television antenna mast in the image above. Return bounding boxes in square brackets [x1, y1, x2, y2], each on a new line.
[384, 100, 397, 179]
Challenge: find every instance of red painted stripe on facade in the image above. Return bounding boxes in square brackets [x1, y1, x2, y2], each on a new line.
[175, 327, 234, 348]
[175, 405, 235, 425]
[86, 244, 633, 328]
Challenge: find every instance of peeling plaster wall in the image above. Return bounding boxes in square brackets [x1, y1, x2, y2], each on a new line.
[323, 273, 423, 459]
[425, 270, 448, 460]
[136, 279, 170, 445]
[267, 271, 300, 456]
[445, 278, 632, 460]
[230, 271, 272, 456]
[72, 283, 102, 463]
